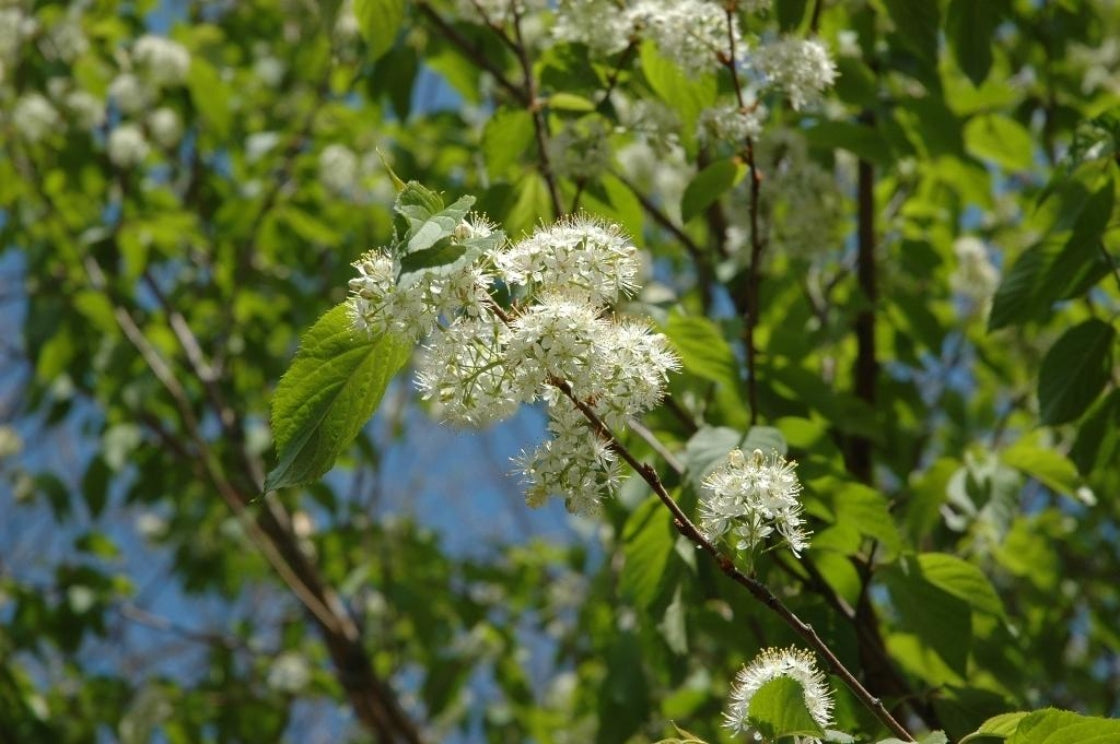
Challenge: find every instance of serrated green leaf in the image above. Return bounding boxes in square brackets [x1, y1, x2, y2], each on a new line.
[883, 560, 972, 677]
[681, 159, 745, 224]
[266, 304, 410, 490]
[747, 676, 825, 741]
[832, 482, 902, 558]
[353, 0, 406, 62]
[1037, 318, 1115, 425]
[1007, 708, 1120, 744]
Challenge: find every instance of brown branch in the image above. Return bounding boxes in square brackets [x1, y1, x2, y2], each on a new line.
[510, 4, 563, 218]
[553, 380, 916, 742]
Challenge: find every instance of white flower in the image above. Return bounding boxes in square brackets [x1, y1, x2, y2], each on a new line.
[148, 107, 183, 148]
[505, 292, 605, 400]
[699, 448, 810, 556]
[0, 10, 26, 64]
[133, 34, 191, 87]
[267, 652, 311, 693]
[12, 94, 61, 143]
[724, 647, 834, 740]
[65, 90, 106, 129]
[45, 17, 88, 62]
[108, 124, 151, 168]
[109, 73, 150, 115]
[319, 144, 359, 194]
[348, 249, 492, 340]
[253, 55, 285, 87]
[754, 37, 838, 110]
[629, 0, 742, 77]
[496, 216, 640, 305]
[517, 398, 622, 515]
[584, 319, 680, 428]
[552, 0, 637, 55]
[951, 236, 999, 307]
[416, 315, 521, 427]
[698, 102, 767, 146]
[246, 131, 281, 162]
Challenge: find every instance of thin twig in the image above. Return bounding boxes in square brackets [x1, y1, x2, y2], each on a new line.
[553, 380, 916, 742]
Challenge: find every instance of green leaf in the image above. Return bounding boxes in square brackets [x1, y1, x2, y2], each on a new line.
[663, 311, 741, 394]
[353, 0, 406, 62]
[405, 196, 475, 255]
[482, 108, 535, 177]
[1071, 389, 1120, 475]
[548, 92, 596, 112]
[989, 179, 1115, 329]
[187, 59, 233, 137]
[1000, 433, 1083, 497]
[831, 482, 903, 558]
[882, 0, 940, 63]
[883, 560, 972, 677]
[747, 676, 825, 741]
[917, 552, 1005, 619]
[266, 304, 410, 490]
[805, 121, 893, 166]
[640, 41, 716, 150]
[620, 496, 677, 608]
[960, 712, 1031, 743]
[1037, 318, 1115, 425]
[775, 0, 809, 31]
[945, 0, 1006, 86]
[681, 159, 745, 224]
[395, 181, 446, 231]
[1007, 709, 1120, 744]
[964, 114, 1034, 171]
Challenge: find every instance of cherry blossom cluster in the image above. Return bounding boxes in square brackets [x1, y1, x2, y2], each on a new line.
[724, 646, 835, 742]
[698, 448, 810, 557]
[349, 213, 679, 515]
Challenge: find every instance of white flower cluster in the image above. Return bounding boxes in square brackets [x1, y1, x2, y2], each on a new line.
[11, 93, 61, 144]
[108, 123, 151, 168]
[725, 646, 834, 742]
[553, 0, 744, 77]
[754, 37, 838, 111]
[133, 34, 191, 87]
[349, 211, 678, 514]
[698, 102, 767, 147]
[950, 236, 1000, 309]
[699, 448, 810, 556]
[319, 144, 360, 195]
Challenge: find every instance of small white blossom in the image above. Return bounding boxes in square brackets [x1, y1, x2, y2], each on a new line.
[255, 55, 285, 87]
[108, 124, 151, 168]
[754, 37, 838, 110]
[148, 107, 183, 148]
[65, 90, 106, 129]
[109, 73, 150, 115]
[416, 315, 521, 427]
[267, 652, 311, 693]
[951, 236, 999, 307]
[552, 0, 637, 55]
[629, 0, 742, 77]
[506, 292, 605, 399]
[699, 448, 810, 556]
[585, 319, 680, 428]
[319, 144, 359, 195]
[133, 34, 191, 87]
[349, 249, 492, 340]
[45, 17, 88, 62]
[496, 216, 640, 305]
[517, 399, 622, 515]
[725, 647, 834, 741]
[698, 102, 767, 146]
[12, 94, 61, 143]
